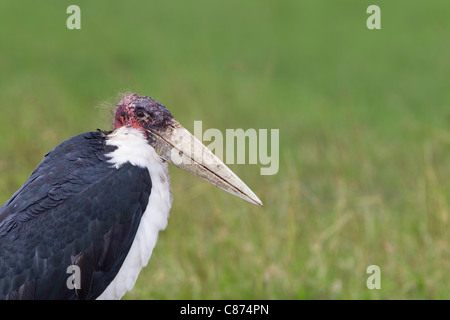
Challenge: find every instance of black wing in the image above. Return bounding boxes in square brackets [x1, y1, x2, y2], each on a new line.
[0, 131, 152, 299]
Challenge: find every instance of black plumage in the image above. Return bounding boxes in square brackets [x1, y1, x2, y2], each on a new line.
[0, 131, 152, 299]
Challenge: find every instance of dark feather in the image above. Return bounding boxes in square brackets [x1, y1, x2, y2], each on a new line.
[0, 131, 152, 299]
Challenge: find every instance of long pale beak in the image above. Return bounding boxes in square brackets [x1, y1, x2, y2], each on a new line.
[150, 120, 263, 207]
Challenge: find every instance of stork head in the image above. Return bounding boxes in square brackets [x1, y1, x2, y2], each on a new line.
[114, 93, 263, 207]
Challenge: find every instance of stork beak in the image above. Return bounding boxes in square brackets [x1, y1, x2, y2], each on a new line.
[150, 120, 263, 207]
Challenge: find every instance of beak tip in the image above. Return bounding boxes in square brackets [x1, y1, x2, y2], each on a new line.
[250, 196, 263, 207]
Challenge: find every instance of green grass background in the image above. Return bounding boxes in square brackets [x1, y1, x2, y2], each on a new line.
[1, 0, 450, 299]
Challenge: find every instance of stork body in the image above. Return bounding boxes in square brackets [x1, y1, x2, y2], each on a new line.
[0, 94, 261, 299]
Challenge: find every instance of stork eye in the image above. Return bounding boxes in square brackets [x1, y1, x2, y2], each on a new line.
[135, 109, 147, 119]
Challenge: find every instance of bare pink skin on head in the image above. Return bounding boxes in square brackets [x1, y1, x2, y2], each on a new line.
[113, 94, 174, 133]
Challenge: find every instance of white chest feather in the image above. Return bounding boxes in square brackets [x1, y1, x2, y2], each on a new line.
[96, 126, 172, 300]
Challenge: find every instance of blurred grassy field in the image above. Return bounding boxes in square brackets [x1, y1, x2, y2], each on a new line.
[1, 0, 450, 299]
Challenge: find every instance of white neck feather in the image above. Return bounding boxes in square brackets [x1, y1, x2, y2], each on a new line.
[97, 126, 172, 300]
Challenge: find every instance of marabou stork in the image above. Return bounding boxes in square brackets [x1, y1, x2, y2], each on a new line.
[0, 93, 262, 300]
